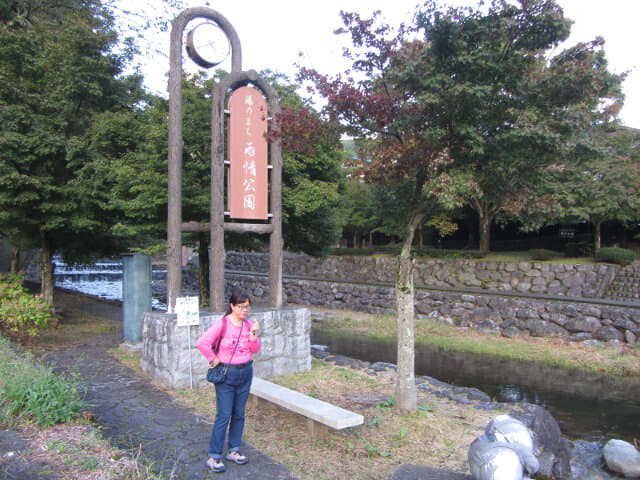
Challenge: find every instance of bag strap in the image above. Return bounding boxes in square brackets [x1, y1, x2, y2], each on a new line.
[226, 320, 243, 365]
[212, 316, 227, 355]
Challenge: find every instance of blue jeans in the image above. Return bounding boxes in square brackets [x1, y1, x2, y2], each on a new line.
[208, 364, 253, 459]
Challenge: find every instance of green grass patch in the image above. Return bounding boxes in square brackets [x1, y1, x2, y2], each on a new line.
[0, 335, 86, 427]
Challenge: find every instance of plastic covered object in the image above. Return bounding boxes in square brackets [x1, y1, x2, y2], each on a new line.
[468, 433, 523, 480]
[485, 415, 539, 476]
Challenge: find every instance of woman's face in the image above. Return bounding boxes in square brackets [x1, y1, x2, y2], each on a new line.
[232, 300, 251, 316]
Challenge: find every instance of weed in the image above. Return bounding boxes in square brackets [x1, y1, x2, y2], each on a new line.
[418, 403, 435, 413]
[376, 397, 395, 409]
[0, 346, 86, 427]
[367, 417, 384, 427]
[0, 273, 55, 343]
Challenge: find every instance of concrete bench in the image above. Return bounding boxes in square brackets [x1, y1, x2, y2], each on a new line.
[250, 377, 364, 436]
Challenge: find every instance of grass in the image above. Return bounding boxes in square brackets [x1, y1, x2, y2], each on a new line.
[112, 350, 502, 480]
[0, 292, 171, 480]
[308, 307, 640, 377]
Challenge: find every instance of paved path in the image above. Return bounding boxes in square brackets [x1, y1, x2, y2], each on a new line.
[42, 292, 294, 480]
[36, 291, 472, 480]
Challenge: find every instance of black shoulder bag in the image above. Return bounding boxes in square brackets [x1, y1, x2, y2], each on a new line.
[206, 318, 243, 384]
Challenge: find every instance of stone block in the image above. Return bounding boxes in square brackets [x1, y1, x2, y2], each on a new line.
[565, 316, 602, 333]
[594, 326, 624, 342]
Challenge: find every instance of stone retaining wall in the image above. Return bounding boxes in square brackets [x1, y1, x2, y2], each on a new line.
[226, 252, 619, 299]
[221, 252, 640, 345]
[141, 306, 311, 389]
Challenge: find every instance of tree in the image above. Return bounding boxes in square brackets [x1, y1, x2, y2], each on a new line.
[0, 0, 142, 304]
[340, 176, 380, 248]
[266, 72, 345, 257]
[407, 0, 624, 251]
[300, 11, 455, 412]
[539, 126, 640, 249]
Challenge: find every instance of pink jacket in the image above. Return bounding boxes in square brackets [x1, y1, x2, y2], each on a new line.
[196, 315, 260, 365]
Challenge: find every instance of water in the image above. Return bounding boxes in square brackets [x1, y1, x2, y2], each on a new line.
[53, 258, 168, 310]
[312, 331, 640, 444]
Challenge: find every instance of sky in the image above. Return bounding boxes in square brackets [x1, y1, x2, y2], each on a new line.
[130, 0, 640, 129]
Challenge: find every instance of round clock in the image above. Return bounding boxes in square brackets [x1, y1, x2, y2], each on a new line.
[186, 21, 231, 68]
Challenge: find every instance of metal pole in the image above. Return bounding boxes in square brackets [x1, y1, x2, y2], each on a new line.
[188, 327, 193, 389]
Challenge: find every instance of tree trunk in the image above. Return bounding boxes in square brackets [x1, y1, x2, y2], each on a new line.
[478, 202, 492, 252]
[198, 236, 210, 307]
[10, 241, 19, 273]
[594, 220, 602, 250]
[395, 211, 425, 413]
[40, 230, 54, 306]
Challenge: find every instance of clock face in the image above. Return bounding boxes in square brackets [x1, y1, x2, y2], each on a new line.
[186, 22, 231, 68]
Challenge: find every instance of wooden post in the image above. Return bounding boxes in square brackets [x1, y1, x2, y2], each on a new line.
[167, 7, 242, 313]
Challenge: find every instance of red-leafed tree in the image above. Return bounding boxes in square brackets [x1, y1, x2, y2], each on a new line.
[299, 0, 623, 412]
[300, 11, 454, 412]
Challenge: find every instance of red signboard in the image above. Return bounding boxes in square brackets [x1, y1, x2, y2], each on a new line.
[228, 86, 269, 220]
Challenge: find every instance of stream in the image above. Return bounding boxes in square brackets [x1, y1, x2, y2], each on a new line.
[311, 331, 640, 444]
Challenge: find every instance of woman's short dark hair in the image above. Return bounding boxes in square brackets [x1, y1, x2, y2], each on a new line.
[226, 289, 251, 314]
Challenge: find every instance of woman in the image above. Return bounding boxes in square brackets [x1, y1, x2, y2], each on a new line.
[196, 290, 260, 473]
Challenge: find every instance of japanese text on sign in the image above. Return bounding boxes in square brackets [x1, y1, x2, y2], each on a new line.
[228, 86, 268, 220]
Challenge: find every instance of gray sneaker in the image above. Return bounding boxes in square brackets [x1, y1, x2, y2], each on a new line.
[225, 450, 248, 465]
[206, 457, 225, 473]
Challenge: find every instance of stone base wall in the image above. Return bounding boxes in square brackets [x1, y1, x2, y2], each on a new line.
[141, 306, 311, 390]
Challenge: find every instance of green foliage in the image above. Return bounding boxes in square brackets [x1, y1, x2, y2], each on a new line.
[414, 248, 488, 259]
[595, 247, 637, 266]
[0, 274, 55, 343]
[0, 0, 148, 301]
[528, 249, 561, 261]
[330, 247, 380, 256]
[376, 397, 395, 409]
[565, 241, 595, 258]
[537, 126, 640, 249]
[328, 246, 489, 259]
[0, 337, 85, 427]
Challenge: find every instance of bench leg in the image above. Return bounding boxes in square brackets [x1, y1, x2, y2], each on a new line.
[307, 419, 329, 438]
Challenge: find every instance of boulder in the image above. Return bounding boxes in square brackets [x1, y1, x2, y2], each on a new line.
[509, 404, 570, 479]
[565, 316, 602, 333]
[594, 326, 625, 342]
[603, 439, 640, 478]
[468, 433, 524, 480]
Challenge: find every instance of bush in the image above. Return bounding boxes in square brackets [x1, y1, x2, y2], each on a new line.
[0, 336, 85, 427]
[595, 247, 637, 266]
[330, 247, 378, 256]
[415, 248, 489, 259]
[565, 241, 594, 258]
[0, 273, 56, 343]
[528, 249, 561, 261]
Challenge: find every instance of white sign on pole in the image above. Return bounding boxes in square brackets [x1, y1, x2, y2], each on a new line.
[176, 296, 200, 327]
[176, 296, 200, 389]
